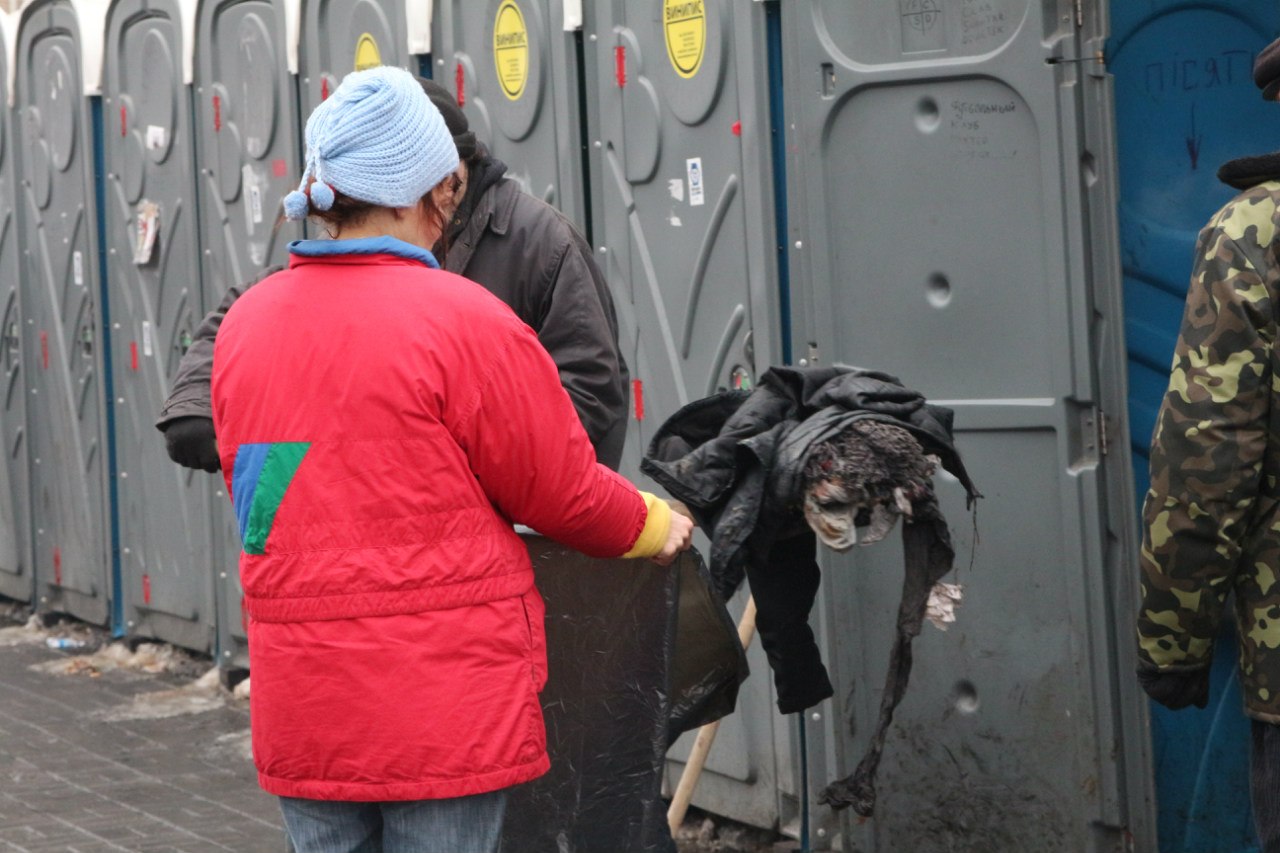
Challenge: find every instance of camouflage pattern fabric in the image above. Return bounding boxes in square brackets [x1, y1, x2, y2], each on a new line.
[1139, 180, 1280, 721]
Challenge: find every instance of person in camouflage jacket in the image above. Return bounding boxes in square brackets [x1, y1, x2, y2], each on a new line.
[1137, 180, 1280, 720]
[1138, 35, 1280, 852]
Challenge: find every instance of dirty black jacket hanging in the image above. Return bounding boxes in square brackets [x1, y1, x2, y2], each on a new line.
[641, 365, 980, 816]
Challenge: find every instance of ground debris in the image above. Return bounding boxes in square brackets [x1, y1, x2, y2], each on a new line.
[674, 807, 792, 853]
[96, 667, 227, 722]
[31, 640, 198, 678]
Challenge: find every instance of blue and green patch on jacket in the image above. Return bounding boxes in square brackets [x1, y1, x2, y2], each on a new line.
[231, 442, 310, 555]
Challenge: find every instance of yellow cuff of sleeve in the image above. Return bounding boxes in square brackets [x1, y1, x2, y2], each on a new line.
[623, 492, 672, 558]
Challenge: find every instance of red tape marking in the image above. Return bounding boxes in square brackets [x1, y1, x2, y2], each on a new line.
[633, 379, 644, 421]
[455, 62, 466, 107]
[615, 46, 626, 88]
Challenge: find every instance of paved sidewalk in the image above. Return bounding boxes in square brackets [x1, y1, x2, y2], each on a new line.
[0, 606, 786, 853]
[0, 611, 285, 853]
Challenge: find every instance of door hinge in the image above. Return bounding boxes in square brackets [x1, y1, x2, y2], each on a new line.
[1074, 0, 1083, 27]
[1098, 410, 1109, 457]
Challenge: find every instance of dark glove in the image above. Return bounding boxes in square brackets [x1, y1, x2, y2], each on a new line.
[162, 416, 220, 472]
[1137, 663, 1210, 711]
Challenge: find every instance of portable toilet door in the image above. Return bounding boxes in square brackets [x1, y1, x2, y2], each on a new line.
[584, 0, 787, 831]
[296, 0, 426, 117]
[435, 0, 588, 229]
[0, 9, 32, 607]
[100, 0, 214, 652]
[781, 0, 1151, 849]
[192, 0, 305, 670]
[15, 0, 112, 627]
[1111, 3, 1280, 851]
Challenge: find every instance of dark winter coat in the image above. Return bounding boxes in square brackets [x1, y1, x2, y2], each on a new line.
[157, 171, 629, 469]
[641, 365, 977, 597]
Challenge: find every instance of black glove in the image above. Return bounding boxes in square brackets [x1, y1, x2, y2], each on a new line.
[162, 416, 220, 472]
[1137, 663, 1210, 711]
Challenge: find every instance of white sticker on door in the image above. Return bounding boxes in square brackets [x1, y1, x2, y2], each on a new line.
[686, 157, 705, 207]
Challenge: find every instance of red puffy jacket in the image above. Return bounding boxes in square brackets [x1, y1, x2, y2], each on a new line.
[211, 240, 658, 801]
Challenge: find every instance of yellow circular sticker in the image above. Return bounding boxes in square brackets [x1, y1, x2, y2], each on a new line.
[354, 33, 382, 71]
[493, 0, 529, 101]
[664, 0, 705, 79]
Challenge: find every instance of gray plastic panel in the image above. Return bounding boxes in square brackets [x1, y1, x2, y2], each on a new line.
[436, 0, 586, 228]
[102, 0, 213, 652]
[299, 0, 413, 116]
[193, 0, 304, 669]
[1083, 0, 1154, 846]
[0, 13, 32, 605]
[16, 0, 110, 625]
[783, 1, 1149, 849]
[585, 0, 784, 831]
[195, 0, 301, 293]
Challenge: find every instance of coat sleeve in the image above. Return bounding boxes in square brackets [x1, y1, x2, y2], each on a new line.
[1137, 198, 1276, 672]
[155, 265, 283, 429]
[531, 232, 629, 467]
[452, 319, 658, 559]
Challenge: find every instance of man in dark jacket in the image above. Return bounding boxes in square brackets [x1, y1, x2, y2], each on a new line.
[157, 77, 628, 470]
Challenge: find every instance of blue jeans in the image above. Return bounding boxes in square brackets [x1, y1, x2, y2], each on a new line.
[279, 790, 506, 853]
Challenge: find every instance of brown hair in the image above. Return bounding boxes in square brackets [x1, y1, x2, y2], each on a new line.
[278, 173, 463, 264]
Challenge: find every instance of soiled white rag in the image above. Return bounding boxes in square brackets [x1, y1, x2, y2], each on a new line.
[925, 582, 963, 631]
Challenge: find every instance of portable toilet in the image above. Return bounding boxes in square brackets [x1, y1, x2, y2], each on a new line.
[191, 0, 306, 670]
[0, 8, 32, 607]
[433, 0, 588, 229]
[296, 0, 431, 117]
[99, 0, 215, 652]
[582, 0, 791, 833]
[779, 1, 1151, 849]
[1113, 2, 1280, 850]
[15, 0, 113, 627]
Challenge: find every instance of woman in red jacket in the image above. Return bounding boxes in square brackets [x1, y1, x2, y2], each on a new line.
[210, 66, 692, 853]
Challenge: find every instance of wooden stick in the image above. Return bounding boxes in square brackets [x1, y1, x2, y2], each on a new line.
[667, 596, 758, 837]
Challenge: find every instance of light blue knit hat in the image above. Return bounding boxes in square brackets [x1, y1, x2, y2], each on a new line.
[283, 66, 460, 220]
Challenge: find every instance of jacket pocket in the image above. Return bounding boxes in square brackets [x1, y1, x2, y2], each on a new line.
[520, 589, 548, 690]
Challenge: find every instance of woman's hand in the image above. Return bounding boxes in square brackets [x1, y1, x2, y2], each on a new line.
[652, 505, 695, 566]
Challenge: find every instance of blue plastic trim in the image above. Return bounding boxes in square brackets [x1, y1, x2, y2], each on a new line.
[90, 97, 125, 637]
[290, 71, 309, 239]
[419, 54, 432, 79]
[574, 29, 593, 248]
[764, 0, 792, 366]
[766, 3, 804, 844]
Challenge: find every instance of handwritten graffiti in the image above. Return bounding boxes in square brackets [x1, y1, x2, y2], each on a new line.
[1144, 50, 1252, 95]
[901, 0, 942, 34]
[1185, 103, 1202, 171]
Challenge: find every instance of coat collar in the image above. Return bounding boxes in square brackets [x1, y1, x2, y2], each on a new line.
[445, 179, 519, 273]
[288, 236, 441, 269]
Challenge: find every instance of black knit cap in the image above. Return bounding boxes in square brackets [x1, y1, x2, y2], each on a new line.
[415, 76, 478, 160]
[1255, 37, 1280, 101]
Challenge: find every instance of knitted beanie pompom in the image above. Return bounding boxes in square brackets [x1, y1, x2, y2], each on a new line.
[283, 189, 310, 221]
[310, 181, 335, 211]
